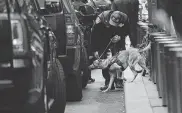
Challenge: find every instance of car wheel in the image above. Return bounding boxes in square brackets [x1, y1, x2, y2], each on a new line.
[49, 59, 66, 113]
[66, 65, 82, 101]
[81, 45, 90, 88]
[22, 66, 45, 113]
[81, 61, 90, 88]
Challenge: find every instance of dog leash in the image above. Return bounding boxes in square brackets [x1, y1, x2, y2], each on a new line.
[92, 39, 113, 67]
[97, 35, 122, 60]
[97, 39, 113, 61]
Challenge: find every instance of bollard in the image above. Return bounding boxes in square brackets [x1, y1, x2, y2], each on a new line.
[164, 46, 173, 113]
[157, 40, 182, 106]
[168, 48, 182, 113]
[149, 33, 170, 83]
[149, 32, 170, 84]
[164, 46, 182, 113]
[176, 52, 182, 113]
[152, 38, 173, 90]
[164, 47, 176, 113]
[177, 52, 182, 113]
[154, 38, 175, 98]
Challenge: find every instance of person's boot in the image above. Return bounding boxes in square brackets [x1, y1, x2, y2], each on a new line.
[90, 78, 95, 82]
[100, 85, 108, 91]
[88, 78, 95, 84]
[115, 79, 123, 88]
[100, 85, 115, 91]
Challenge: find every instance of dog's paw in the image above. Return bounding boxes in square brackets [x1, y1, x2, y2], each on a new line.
[102, 89, 110, 93]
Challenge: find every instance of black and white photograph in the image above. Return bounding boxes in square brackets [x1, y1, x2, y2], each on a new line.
[0, 0, 181, 113]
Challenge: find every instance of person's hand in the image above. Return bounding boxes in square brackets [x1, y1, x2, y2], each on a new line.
[89, 56, 94, 59]
[111, 35, 121, 43]
[93, 51, 99, 59]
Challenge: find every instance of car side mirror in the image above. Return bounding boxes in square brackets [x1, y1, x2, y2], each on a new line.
[78, 5, 95, 16]
[39, 1, 62, 15]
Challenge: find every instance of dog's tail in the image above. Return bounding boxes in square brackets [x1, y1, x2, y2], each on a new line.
[138, 42, 151, 53]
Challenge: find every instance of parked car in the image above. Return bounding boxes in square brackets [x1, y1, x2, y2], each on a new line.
[37, 0, 90, 101]
[0, 0, 66, 113]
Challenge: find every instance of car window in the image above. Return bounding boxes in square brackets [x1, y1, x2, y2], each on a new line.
[44, 0, 63, 14]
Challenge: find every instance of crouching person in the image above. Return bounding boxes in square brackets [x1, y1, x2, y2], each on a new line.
[90, 10, 130, 91]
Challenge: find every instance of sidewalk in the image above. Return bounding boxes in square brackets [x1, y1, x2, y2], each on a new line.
[124, 67, 168, 113]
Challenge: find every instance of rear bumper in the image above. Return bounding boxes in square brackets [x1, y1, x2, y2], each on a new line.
[58, 46, 81, 75]
[0, 57, 43, 112]
[0, 58, 32, 90]
[0, 67, 32, 89]
[0, 67, 33, 111]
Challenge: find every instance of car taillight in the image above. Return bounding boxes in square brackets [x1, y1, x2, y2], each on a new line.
[11, 20, 24, 52]
[66, 24, 76, 45]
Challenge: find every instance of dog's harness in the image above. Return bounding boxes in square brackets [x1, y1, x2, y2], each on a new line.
[105, 52, 125, 71]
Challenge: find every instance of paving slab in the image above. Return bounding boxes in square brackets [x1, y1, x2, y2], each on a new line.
[143, 75, 168, 113]
[124, 67, 153, 113]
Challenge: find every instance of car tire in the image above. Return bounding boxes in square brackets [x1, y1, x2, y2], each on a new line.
[80, 45, 90, 88]
[66, 65, 82, 101]
[81, 66, 90, 88]
[81, 51, 90, 88]
[49, 59, 66, 113]
[22, 67, 45, 113]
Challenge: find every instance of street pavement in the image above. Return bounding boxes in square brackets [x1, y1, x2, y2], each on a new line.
[65, 69, 126, 113]
[65, 65, 167, 113]
[124, 65, 168, 113]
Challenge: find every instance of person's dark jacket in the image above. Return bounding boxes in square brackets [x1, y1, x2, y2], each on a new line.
[91, 10, 130, 55]
[111, 0, 139, 47]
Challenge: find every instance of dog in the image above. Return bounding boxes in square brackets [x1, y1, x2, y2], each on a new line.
[89, 42, 151, 92]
